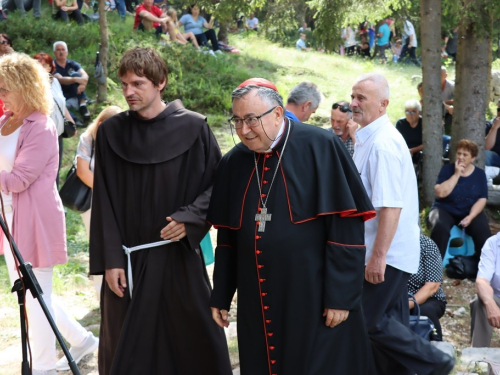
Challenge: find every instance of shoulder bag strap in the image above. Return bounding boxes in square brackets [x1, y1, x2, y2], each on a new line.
[53, 97, 65, 118]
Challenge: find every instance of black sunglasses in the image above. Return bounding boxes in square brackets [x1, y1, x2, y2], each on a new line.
[332, 103, 352, 113]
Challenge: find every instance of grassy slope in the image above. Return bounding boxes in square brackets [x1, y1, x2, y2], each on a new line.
[0, 18, 498, 372]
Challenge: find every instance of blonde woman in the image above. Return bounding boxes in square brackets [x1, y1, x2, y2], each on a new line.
[166, 8, 200, 49]
[0, 52, 97, 375]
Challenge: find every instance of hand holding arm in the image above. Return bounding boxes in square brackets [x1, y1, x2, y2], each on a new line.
[160, 217, 186, 241]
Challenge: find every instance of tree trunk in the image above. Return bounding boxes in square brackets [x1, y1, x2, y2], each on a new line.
[97, 0, 109, 102]
[420, 0, 443, 206]
[450, 2, 492, 168]
[217, 21, 228, 44]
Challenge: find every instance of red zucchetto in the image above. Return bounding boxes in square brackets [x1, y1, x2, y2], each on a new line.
[237, 78, 279, 92]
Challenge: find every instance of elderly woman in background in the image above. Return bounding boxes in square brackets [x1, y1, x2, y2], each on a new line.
[408, 234, 447, 341]
[396, 99, 423, 168]
[75, 106, 121, 294]
[429, 139, 491, 260]
[34, 52, 76, 187]
[0, 53, 97, 375]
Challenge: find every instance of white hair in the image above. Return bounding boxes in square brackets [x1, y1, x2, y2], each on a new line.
[353, 73, 390, 100]
[404, 99, 421, 112]
[53, 41, 68, 52]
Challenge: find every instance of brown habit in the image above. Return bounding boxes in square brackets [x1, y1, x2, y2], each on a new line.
[89, 100, 232, 375]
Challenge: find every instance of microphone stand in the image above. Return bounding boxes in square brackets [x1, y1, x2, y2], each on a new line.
[0, 214, 81, 375]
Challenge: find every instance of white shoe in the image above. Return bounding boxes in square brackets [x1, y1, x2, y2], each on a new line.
[214, 49, 223, 55]
[55, 332, 99, 371]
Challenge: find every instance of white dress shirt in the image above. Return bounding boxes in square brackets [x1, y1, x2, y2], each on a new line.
[353, 114, 420, 274]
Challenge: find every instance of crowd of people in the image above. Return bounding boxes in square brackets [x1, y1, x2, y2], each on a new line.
[0, 8, 499, 375]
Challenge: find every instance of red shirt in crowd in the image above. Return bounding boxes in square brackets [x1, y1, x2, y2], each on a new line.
[133, 3, 163, 29]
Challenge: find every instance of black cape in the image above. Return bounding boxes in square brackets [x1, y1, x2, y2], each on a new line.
[208, 120, 376, 375]
[89, 100, 232, 375]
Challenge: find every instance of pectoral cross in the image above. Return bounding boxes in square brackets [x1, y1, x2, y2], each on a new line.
[255, 207, 272, 232]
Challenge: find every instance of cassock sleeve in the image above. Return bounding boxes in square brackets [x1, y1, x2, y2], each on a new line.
[323, 213, 366, 311]
[169, 123, 222, 250]
[210, 227, 237, 311]
[89, 127, 125, 275]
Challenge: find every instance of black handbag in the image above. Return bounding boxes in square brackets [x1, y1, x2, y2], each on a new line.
[59, 140, 94, 213]
[409, 296, 435, 341]
[445, 255, 479, 281]
[54, 98, 76, 138]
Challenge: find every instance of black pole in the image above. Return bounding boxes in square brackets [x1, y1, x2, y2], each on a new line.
[0, 214, 81, 375]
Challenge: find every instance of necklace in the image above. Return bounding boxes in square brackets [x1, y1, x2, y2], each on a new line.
[4, 117, 23, 130]
[253, 122, 291, 232]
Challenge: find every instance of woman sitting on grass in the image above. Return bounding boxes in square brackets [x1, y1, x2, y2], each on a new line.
[166, 8, 200, 49]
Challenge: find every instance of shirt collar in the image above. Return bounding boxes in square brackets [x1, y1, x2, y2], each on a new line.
[269, 119, 285, 150]
[285, 110, 299, 122]
[355, 114, 390, 145]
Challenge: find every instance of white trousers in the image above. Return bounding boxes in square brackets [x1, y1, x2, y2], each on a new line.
[80, 208, 103, 296]
[2, 211, 89, 371]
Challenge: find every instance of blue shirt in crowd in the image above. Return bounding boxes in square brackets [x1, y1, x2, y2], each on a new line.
[179, 14, 206, 35]
[432, 163, 488, 217]
[54, 59, 82, 99]
[377, 23, 390, 46]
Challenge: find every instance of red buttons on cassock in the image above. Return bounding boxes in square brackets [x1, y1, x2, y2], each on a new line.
[258, 265, 264, 269]
[264, 167, 270, 171]
[271, 360, 276, 364]
[264, 306, 269, 310]
[256, 250, 262, 254]
[259, 278, 266, 283]
[268, 332, 274, 337]
[256, 221, 261, 225]
[269, 345, 274, 349]
[263, 180, 268, 184]
[262, 293, 267, 296]
[261, 194, 266, 198]
[258, 207, 262, 212]
[256, 235, 261, 239]
[265, 154, 272, 158]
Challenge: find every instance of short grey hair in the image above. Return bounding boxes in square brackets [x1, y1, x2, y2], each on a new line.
[353, 73, 390, 100]
[287, 81, 321, 109]
[232, 85, 284, 109]
[53, 41, 68, 52]
[404, 99, 421, 112]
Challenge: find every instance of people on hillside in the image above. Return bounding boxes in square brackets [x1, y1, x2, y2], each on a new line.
[409, 234, 448, 341]
[391, 39, 403, 62]
[396, 99, 423, 167]
[470, 232, 500, 347]
[284, 81, 321, 122]
[245, 11, 258, 31]
[34, 52, 76, 188]
[52, 0, 85, 25]
[209, 77, 375, 375]
[53, 41, 91, 124]
[166, 8, 200, 49]
[399, 17, 419, 66]
[351, 72, 455, 374]
[298, 22, 310, 32]
[428, 139, 491, 261]
[179, 4, 222, 54]
[374, 19, 390, 63]
[485, 99, 500, 168]
[88, 47, 231, 375]
[133, 0, 176, 39]
[341, 25, 356, 56]
[444, 26, 459, 62]
[328, 101, 357, 157]
[356, 34, 371, 58]
[296, 32, 310, 51]
[441, 66, 455, 134]
[0, 52, 98, 375]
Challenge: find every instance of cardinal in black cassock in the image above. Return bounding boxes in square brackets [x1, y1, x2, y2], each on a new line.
[208, 79, 376, 375]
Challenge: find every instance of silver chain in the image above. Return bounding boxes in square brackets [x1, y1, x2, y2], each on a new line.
[253, 122, 291, 209]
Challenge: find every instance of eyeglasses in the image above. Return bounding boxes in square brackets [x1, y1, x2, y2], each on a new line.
[405, 110, 417, 115]
[0, 41, 7, 45]
[332, 103, 352, 113]
[229, 106, 277, 129]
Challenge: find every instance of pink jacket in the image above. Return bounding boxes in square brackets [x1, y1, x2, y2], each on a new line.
[0, 111, 67, 268]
